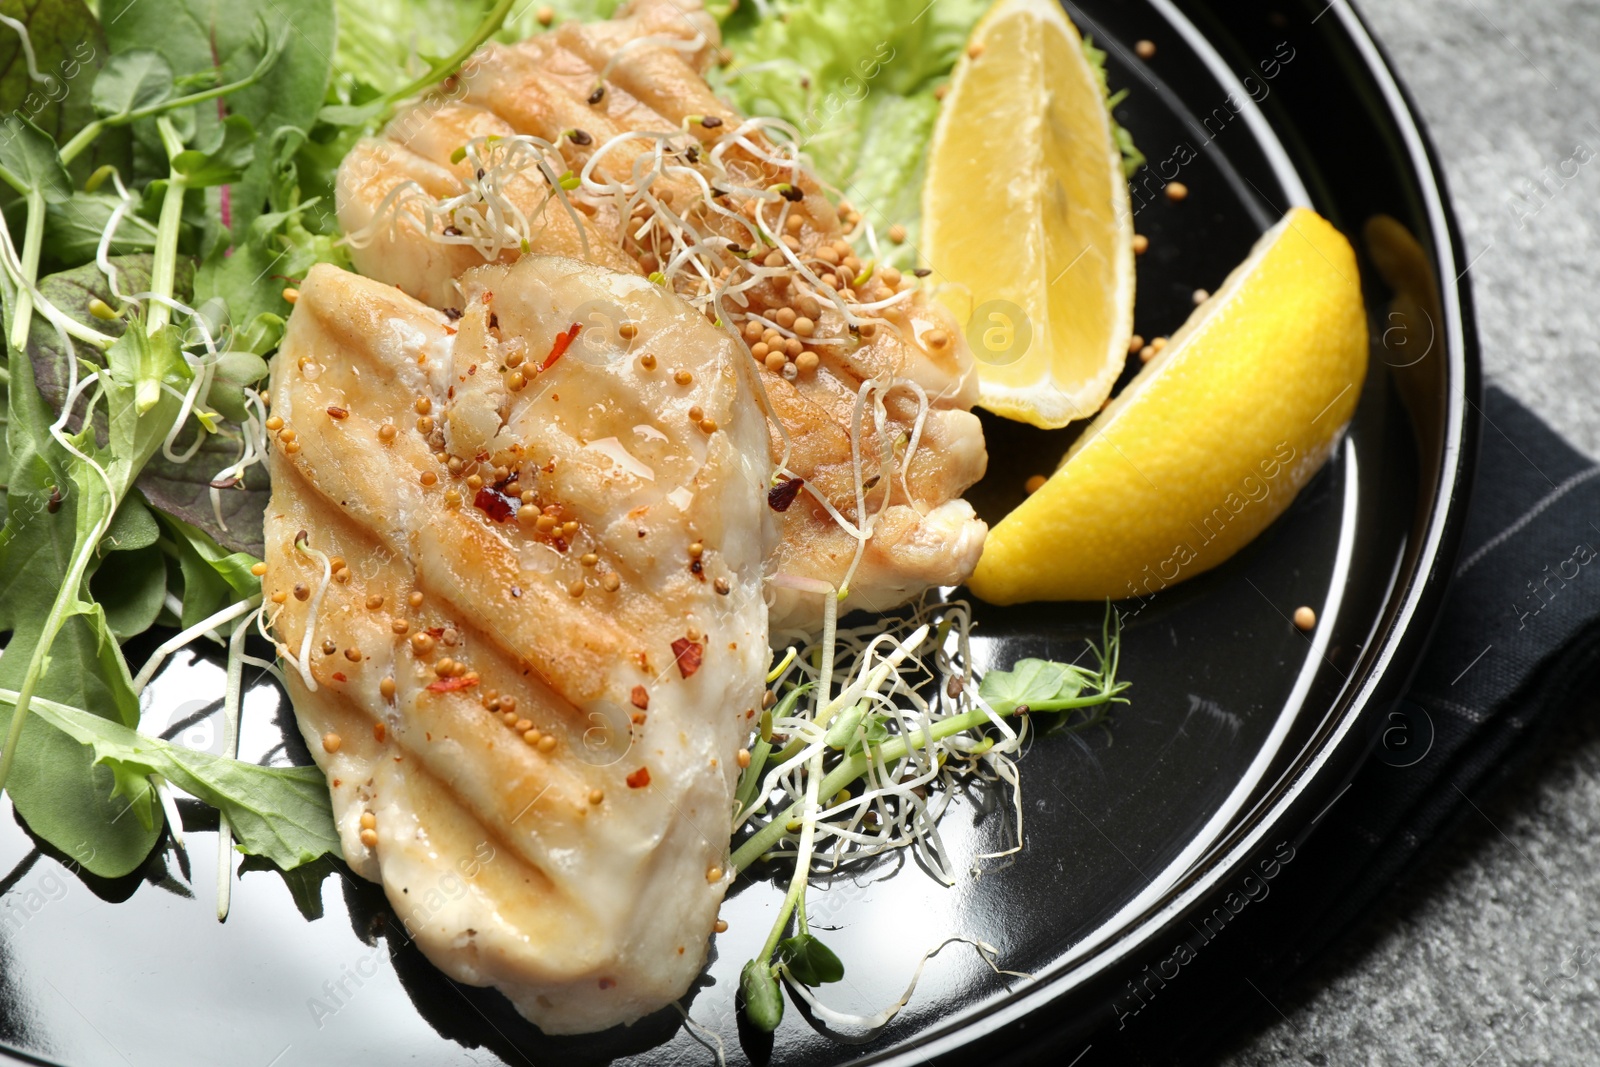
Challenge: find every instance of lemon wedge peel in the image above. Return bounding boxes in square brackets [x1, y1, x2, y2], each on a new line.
[922, 0, 1135, 430]
[970, 207, 1369, 605]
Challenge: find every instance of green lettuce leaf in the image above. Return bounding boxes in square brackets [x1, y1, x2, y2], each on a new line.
[10, 690, 340, 871]
[331, 0, 620, 96]
[158, 512, 260, 629]
[0, 269, 165, 877]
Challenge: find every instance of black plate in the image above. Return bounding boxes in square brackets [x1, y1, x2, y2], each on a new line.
[0, 1, 1476, 1064]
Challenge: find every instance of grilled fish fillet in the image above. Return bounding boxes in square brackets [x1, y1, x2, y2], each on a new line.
[263, 257, 773, 1033]
[336, 0, 987, 631]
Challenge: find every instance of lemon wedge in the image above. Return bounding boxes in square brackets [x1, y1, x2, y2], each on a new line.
[969, 207, 1368, 604]
[922, 0, 1134, 429]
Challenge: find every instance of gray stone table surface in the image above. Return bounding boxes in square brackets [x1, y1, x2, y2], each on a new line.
[1215, 1, 1600, 1064]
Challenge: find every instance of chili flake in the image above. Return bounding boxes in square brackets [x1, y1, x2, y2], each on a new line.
[671, 638, 704, 678]
[541, 323, 582, 371]
[473, 486, 516, 522]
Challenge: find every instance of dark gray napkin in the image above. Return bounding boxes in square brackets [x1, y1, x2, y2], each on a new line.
[1095, 385, 1600, 1064]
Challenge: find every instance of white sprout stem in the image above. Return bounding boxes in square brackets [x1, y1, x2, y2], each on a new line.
[132, 597, 261, 695]
[208, 389, 269, 533]
[94, 187, 137, 304]
[216, 610, 253, 921]
[755, 587, 837, 964]
[596, 31, 706, 86]
[672, 1002, 727, 1067]
[783, 937, 1029, 1033]
[164, 594, 224, 645]
[0, 14, 47, 84]
[240, 655, 288, 689]
[153, 777, 187, 854]
[0, 205, 112, 349]
[289, 538, 333, 692]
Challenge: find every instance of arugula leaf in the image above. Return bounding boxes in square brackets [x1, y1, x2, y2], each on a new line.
[99, 490, 160, 553]
[0, 114, 71, 202]
[239, 853, 340, 921]
[10, 690, 340, 870]
[90, 490, 166, 639]
[159, 513, 260, 627]
[90, 540, 166, 638]
[91, 49, 175, 121]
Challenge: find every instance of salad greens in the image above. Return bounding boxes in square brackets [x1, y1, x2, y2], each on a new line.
[0, 0, 345, 881]
[13, 687, 339, 870]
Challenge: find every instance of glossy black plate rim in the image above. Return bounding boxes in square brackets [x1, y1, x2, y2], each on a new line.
[861, 1, 1482, 1062]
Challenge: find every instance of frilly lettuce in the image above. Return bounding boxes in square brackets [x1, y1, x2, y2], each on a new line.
[711, 0, 990, 269]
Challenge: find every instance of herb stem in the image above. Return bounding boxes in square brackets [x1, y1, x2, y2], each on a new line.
[386, 0, 515, 105]
[60, 26, 288, 167]
[57, 122, 100, 169]
[217, 613, 251, 921]
[751, 594, 837, 971]
[8, 189, 45, 352]
[0, 520, 104, 796]
[146, 119, 189, 338]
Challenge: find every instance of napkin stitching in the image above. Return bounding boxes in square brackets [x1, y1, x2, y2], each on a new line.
[1455, 464, 1600, 576]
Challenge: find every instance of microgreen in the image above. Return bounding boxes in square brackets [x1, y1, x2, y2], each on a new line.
[734, 600, 1129, 1031]
[0, 0, 334, 887]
